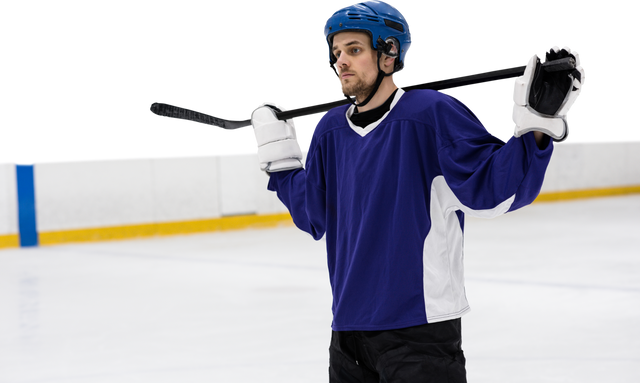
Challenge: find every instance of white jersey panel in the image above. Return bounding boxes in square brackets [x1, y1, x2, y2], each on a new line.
[422, 176, 516, 322]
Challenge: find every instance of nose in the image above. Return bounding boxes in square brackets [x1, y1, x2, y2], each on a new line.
[336, 54, 349, 71]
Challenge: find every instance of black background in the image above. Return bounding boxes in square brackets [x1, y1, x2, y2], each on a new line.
[12, 2, 624, 159]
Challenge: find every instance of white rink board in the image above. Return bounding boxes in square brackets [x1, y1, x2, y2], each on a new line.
[1, 141, 639, 236]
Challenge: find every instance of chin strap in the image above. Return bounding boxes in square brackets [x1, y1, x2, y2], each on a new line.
[331, 49, 394, 109]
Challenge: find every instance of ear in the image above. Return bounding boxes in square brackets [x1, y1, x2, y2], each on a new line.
[381, 53, 397, 73]
[380, 39, 399, 73]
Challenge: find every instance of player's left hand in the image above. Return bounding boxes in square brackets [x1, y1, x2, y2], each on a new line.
[513, 47, 585, 142]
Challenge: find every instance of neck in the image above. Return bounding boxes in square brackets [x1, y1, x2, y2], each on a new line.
[356, 76, 397, 113]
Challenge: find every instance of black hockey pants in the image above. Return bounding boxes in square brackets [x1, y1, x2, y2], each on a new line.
[329, 318, 466, 383]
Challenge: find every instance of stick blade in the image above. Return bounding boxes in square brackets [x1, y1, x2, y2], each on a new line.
[150, 103, 251, 130]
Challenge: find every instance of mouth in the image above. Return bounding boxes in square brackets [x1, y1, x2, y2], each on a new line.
[340, 72, 355, 80]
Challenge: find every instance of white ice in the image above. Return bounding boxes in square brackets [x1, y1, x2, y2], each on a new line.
[1, 195, 639, 382]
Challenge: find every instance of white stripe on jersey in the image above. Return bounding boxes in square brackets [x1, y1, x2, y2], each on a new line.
[422, 176, 516, 322]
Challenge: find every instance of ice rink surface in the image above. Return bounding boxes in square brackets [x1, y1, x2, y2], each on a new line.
[1, 195, 639, 382]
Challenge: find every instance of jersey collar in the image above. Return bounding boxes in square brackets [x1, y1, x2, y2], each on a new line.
[346, 88, 405, 137]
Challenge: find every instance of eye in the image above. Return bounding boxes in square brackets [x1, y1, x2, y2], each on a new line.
[333, 46, 362, 60]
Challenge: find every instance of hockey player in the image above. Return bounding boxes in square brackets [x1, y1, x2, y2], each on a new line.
[251, 1, 584, 382]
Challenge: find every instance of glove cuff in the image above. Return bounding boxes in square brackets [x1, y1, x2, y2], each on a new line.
[513, 105, 567, 142]
[266, 158, 303, 173]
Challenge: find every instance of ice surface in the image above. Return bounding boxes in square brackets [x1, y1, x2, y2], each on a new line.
[1, 195, 639, 382]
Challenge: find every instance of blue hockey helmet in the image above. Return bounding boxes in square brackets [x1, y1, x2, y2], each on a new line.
[324, 1, 411, 73]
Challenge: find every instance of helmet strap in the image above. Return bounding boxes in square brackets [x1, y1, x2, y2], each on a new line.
[351, 49, 393, 106]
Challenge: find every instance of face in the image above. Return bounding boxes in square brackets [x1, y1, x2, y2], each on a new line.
[331, 31, 379, 101]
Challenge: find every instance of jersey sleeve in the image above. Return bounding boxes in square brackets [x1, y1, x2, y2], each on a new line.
[267, 131, 328, 241]
[432, 95, 554, 217]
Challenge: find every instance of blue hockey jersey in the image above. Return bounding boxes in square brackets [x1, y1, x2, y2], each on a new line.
[267, 89, 553, 331]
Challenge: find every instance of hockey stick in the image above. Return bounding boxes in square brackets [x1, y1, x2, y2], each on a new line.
[150, 57, 575, 130]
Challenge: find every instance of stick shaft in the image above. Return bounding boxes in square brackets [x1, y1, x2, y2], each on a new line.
[151, 57, 575, 128]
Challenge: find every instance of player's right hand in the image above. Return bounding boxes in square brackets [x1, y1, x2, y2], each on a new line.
[249, 99, 302, 174]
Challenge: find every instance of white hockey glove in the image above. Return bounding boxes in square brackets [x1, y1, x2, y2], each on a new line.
[251, 104, 303, 173]
[513, 47, 585, 142]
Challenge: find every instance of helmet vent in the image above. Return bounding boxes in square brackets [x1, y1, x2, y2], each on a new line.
[346, 12, 381, 23]
[384, 19, 404, 33]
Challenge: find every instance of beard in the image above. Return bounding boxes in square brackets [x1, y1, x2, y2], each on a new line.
[341, 74, 377, 102]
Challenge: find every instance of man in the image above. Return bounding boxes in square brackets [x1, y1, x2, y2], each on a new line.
[251, 1, 584, 382]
